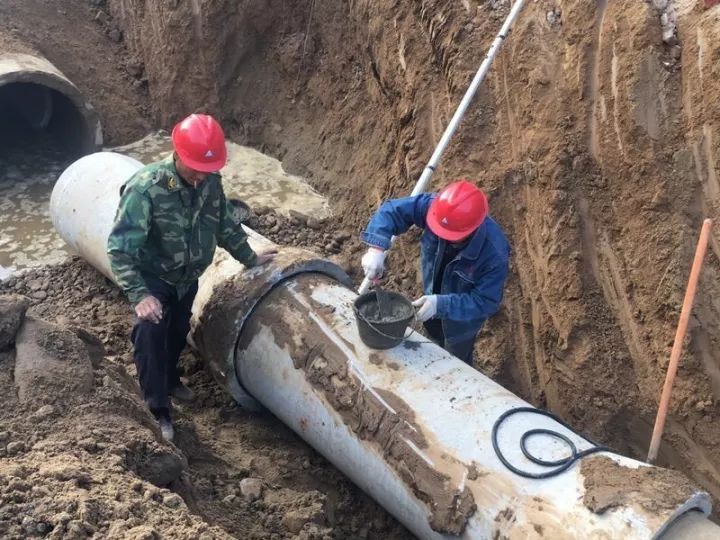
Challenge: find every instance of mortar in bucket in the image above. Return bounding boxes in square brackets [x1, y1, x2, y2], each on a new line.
[353, 290, 415, 349]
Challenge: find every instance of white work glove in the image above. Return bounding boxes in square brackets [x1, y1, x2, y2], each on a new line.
[361, 247, 386, 281]
[412, 295, 438, 322]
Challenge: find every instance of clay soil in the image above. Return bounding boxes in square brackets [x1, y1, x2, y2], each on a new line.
[2, 0, 720, 537]
[0, 261, 411, 539]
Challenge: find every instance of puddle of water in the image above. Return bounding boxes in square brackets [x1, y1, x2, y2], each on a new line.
[0, 143, 71, 276]
[114, 131, 331, 218]
[1, 130, 330, 276]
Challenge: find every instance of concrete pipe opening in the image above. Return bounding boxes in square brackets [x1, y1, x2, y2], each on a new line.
[0, 54, 102, 157]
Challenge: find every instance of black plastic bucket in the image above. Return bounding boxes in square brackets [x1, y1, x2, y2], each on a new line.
[353, 291, 415, 349]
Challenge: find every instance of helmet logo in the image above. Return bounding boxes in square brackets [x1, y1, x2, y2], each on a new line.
[441, 217, 449, 225]
[204, 150, 215, 158]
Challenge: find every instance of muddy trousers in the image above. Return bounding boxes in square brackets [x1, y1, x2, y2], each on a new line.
[423, 319, 478, 365]
[131, 275, 198, 419]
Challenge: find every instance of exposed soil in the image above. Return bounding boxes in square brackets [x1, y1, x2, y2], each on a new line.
[0, 262, 412, 539]
[582, 455, 700, 515]
[2, 0, 720, 537]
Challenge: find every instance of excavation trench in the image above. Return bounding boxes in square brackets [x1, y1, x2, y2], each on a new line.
[44, 152, 718, 539]
[2, 0, 720, 537]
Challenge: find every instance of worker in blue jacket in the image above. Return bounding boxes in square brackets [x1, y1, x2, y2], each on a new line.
[360, 180, 510, 364]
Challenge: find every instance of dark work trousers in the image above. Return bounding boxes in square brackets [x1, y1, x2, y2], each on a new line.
[423, 319, 477, 365]
[131, 274, 198, 419]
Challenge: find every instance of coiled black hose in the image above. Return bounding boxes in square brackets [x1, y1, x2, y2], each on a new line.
[491, 407, 610, 479]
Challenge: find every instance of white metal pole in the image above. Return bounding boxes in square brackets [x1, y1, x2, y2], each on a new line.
[358, 0, 527, 294]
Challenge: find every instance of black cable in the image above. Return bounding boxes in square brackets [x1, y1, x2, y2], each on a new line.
[491, 406, 610, 479]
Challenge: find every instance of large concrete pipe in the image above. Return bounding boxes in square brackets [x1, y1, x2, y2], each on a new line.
[50, 153, 143, 278]
[51, 153, 720, 539]
[0, 38, 102, 154]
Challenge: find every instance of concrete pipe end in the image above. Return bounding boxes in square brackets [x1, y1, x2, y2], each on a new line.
[0, 53, 103, 156]
[50, 152, 144, 280]
[658, 510, 719, 540]
[192, 248, 352, 409]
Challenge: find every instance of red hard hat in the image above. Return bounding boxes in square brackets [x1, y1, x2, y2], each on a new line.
[171, 114, 227, 173]
[426, 180, 488, 242]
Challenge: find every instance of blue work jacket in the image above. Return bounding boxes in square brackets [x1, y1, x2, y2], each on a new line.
[361, 193, 510, 344]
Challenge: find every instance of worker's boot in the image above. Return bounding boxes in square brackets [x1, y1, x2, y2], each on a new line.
[152, 408, 174, 442]
[170, 382, 195, 402]
[158, 416, 175, 442]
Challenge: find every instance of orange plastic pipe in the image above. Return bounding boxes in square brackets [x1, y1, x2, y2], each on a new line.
[647, 218, 713, 463]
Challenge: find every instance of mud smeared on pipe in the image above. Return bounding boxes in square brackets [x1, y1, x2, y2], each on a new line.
[238, 274, 476, 534]
[582, 456, 700, 515]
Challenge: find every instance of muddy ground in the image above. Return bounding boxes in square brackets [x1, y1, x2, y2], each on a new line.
[0, 258, 411, 539]
[2, 0, 720, 537]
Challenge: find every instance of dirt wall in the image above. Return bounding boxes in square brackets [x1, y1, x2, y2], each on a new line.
[109, 0, 720, 504]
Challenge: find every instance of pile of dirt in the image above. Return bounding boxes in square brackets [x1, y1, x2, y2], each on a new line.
[581, 456, 700, 515]
[247, 208, 355, 258]
[0, 262, 412, 539]
[0, 294, 222, 539]
[248, 207, 425, 297]
[1, 261, 130, 358]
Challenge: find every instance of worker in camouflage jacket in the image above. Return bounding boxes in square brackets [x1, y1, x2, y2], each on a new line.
[107, 114, 275, 441]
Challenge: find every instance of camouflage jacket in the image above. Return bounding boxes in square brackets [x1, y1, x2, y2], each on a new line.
[107, 155, 257, 305]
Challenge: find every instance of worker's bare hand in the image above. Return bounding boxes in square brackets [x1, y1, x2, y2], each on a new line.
[135, 295, 163, 324]
[254, 249, 278, 266]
